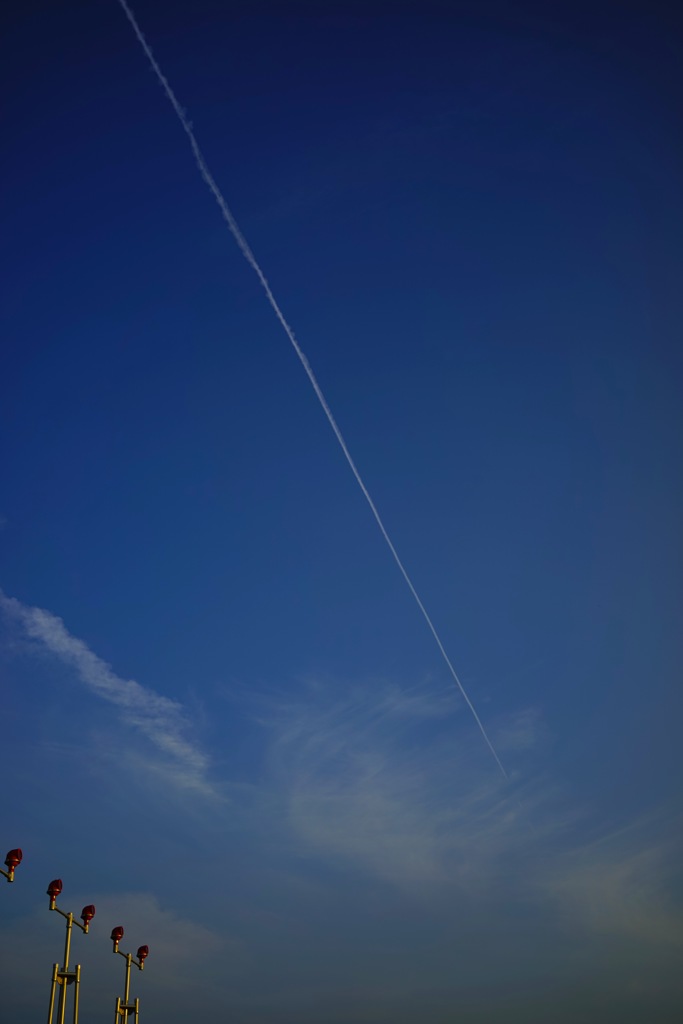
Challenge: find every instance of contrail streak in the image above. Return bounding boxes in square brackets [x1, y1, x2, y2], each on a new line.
[115, 0, 508, 779]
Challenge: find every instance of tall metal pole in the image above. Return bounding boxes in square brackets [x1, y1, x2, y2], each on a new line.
[123, 954, 132, 1009]
[72, 965, 81, 1024]
[45, 880, 95, 1024]
[110, 927, 148, 1023]
[57, 913, 74, 1024]
[47, 964, 59, 1024]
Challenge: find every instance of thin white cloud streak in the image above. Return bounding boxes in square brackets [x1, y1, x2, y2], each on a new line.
[0, 589, 212, 793]
[115, 0, 507, 779]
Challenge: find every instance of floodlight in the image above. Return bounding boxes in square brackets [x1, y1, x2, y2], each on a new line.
[4, 849, 22, 871]
[81, 905, 96, 927]
[47, 879, 63, 905]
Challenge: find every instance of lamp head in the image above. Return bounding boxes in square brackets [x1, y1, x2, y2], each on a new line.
[47, 879, 63, 907]
[4, 849, 22, 872]
[111, 925, 124, 952]
[81, 905, 96, 930]
[137, 945, 149, 967]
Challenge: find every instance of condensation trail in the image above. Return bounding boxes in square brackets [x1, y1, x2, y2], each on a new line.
[116, 0, 508, 779]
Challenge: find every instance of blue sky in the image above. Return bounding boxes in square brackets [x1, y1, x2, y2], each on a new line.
[2, 1, 682, 1021]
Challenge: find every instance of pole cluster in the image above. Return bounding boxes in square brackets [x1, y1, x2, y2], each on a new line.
[3, 846, 150, 1024]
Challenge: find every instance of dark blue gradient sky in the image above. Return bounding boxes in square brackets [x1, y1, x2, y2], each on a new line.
[2, 2, 682, 1021]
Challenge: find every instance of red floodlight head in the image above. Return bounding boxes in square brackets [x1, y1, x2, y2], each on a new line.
[111, 926, 124, 951]
[47, 879, 63, 906]
[81, 905, 96, 929]
[137, 945, 149, 965]
[4, 849, 22, 872]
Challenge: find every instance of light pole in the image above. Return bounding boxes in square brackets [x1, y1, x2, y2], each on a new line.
[46, 879, 96, 1024]
[110, 926, 149, 1024]
[1, 848, 22, 882]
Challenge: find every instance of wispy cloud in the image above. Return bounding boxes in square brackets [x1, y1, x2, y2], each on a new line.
[541, 825, 683, 947]
[0, 588, 213, 795]
[251, 680, 545, 887]
[495, 706, 546, 752]
[250, 679, 683, 951]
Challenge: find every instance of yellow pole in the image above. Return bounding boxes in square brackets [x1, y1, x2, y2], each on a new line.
[47, 889, 93, 1024]
[111, 934, 147, 1023]
[57, 973, 66, 1024]
[121, 953, 134, 1021]
[72, 963, 80, 1024]
[55, 912, 73, 1024]
[62, 914, 73, 974]
[47, 963, 59, 1024]
[124, 953, 132, 1007]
